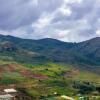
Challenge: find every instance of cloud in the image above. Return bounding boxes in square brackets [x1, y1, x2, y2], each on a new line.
[64, 0, 83, 4]
[32, 13, 54, 29]
[0, 0, 100, 42]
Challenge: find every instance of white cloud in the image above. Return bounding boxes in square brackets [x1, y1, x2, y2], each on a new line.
[56, 30, 70, 38]
[75, 19, 91, 30]
[31, 0, 38, 6]
[32, 13, 54, 29]
[0, 0, 99, 42]
[0, 27, 28, 38]
[96, 30, 100, 36]
[64, 0, 83, 4]
[59, 5, 72, 16]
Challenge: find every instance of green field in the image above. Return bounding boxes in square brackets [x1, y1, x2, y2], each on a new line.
[0, 59, 100, 99]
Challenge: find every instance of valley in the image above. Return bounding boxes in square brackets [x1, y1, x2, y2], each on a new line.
[0, 35, 99, 99]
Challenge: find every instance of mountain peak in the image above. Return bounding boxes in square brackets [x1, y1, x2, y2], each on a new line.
[38, 38, 61, 42]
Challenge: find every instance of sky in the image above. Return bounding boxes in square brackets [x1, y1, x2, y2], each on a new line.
[0, 0, 100, 42]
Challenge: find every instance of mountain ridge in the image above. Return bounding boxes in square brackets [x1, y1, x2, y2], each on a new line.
[0, 34, 100, 73]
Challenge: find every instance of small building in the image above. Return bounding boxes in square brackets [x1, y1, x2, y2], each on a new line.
[4, 89, 17, 100]
[61, 95, 75, 100]
[0, 94, 14, 100]
[4, 89, 17, 94]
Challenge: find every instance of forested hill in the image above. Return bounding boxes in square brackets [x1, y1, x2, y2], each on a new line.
[0, 34, 100, 69]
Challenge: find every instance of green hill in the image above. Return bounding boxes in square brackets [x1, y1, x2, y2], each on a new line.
[0, 35, 100, 73]
[0, 35, 100, 99]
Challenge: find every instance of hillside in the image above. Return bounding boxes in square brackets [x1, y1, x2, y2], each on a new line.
[0, 35, 100, 99]
[0, 35, 100, 73]
[0, 60, 100, 99]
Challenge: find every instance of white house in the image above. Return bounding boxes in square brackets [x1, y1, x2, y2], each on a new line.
[0, 94, 13, 100]
[4, 89, 17, 93]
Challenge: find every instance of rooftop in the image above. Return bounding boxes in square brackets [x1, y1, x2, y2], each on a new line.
[4, 89, 17, 93]
[0, 94, 13, 98]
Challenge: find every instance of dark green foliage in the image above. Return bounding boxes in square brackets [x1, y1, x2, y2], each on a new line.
[0, 34, 100, 72]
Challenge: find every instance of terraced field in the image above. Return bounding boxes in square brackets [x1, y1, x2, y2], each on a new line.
[0, 60, 100, 99]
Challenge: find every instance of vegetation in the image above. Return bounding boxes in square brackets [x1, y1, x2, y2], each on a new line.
[0, 60, 99, 99]
[0, 35, 99, 99]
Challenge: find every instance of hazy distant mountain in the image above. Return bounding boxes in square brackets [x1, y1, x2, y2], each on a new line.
[0, 34, 100, 71]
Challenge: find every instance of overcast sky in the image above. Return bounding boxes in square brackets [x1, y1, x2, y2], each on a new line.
[0, 0, 100, 42]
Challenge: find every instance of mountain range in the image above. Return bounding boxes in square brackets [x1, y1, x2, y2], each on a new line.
[0, 34, 100, 73]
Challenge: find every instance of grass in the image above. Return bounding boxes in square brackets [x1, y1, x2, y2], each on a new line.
[0, 60, 100, 98]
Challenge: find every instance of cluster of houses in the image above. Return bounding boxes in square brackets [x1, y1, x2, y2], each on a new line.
[0, 88, 17, 100]
[0, 88, 33, 100]
[0, 88, 100, 100]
